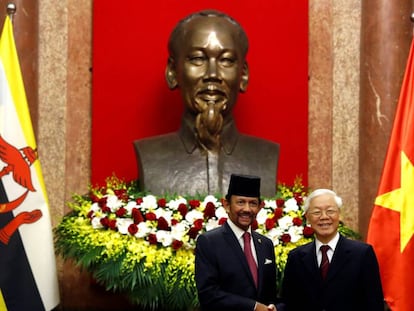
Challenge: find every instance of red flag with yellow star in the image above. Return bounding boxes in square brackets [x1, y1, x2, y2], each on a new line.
[367, 38, 414, 311]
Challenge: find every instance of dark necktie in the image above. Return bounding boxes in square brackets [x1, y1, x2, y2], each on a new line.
[243, 232, 258, 287]
[320, 245, 330, 280]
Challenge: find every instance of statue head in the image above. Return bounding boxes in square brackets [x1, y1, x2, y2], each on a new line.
[165, 10, 249, 150]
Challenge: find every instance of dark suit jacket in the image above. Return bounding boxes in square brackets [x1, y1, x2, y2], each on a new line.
[195, 222, 278, 311]
[281, 235, 384, 311]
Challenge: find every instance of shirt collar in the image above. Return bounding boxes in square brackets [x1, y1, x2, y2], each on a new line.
[315, 232, 340, 252]
[227, 218, 251, 241]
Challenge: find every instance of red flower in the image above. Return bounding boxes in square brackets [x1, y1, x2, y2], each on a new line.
[274, 207, 284, 219]
[148, 233, 157, 245]
[177, 203, 188, 217]
[218, 217, 227, 225]
[203, 202, 216, 219]
[294, 193, 303, 205]
[193, 219, 204, 230]
[172, 239, 183, 250]
[303, 226, 314, 237]
[188, 227, 200, 239]
[90, 193, 100, 203]
[276, 199, 285, 208]
[281, 233, 291, 243]
[114, 189, 128, 201]
[132, 208, 144, 224]
[292, 217, 303, 226]
[87, 210, 94, 219]
[128, 223, 138, 235]
[157, 217, 170, 231]
[98, 197, 108, 207]
[108, 219, 117, 230]
[100, 217, 109, 227]
[265, 217, 276, 230]
[145, 212, 157, 221]
[171, 218, 179, 226]
[136, 197, 143, 205]
[189, 200, 201, 209]
[100, 217, 117, 230]
[115, 207, 127, 217]
[157, 198, 167, 207]
[101, 205, 111, 213]
[251, 219, 258, 231]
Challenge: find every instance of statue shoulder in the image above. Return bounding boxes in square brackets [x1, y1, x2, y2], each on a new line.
[238, 133, 280, 153]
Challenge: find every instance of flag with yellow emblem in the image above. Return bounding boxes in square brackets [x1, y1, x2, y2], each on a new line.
[367, 38, 414, 311]
[0, 15, 60, 310]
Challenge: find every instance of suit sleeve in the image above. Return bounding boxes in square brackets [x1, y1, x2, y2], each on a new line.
[360, 245, 384, 310]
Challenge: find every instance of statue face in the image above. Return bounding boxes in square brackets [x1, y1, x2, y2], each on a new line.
[170, 16, 248, 118]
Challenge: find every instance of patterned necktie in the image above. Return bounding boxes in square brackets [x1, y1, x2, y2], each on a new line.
[243, 232, 258, 287]
[320, 245, 330, 280]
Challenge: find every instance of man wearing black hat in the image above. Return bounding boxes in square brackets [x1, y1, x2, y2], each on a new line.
[195, 174, 280, 311]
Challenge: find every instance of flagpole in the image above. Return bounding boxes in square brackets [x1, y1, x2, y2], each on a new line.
[411, 12, 414, 36]
[6, 2, 16, 22]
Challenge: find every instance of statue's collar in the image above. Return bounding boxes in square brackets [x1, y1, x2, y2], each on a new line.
[178, 116, 239, 155]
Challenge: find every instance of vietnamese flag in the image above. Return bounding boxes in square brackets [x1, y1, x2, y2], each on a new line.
[367, 38, 414, 311]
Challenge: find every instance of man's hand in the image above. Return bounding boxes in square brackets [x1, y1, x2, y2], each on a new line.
[255, 302, 277, 311]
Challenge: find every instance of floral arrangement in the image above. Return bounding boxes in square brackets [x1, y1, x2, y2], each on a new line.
[54, 176, 359, 311]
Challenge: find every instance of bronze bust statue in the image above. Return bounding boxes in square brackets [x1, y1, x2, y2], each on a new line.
[134, 9, 279, 197]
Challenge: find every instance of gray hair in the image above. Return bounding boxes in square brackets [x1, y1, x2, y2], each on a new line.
[303, 189, 343, 213]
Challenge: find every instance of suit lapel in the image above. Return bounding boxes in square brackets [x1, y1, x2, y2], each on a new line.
[326, 235, 351, 280]
[222, 223, 256, 286]
[301, 241, 321, 280]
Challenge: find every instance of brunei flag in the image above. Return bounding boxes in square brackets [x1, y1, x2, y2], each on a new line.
[0, 15, 60, 310]
[367, 37, 414, 310]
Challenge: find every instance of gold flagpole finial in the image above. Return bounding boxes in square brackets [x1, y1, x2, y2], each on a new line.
[6, 2, 16, 21]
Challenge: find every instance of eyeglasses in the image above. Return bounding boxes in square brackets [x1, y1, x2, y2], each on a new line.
[308, 208, 339, 218]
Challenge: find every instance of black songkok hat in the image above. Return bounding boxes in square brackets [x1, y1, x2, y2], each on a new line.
[226, 174, 261, 198]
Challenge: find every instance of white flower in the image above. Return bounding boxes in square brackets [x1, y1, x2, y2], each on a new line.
[278, 215, 293, 230]
[288, 226, 303, 243]
[205, 218, 220, 231]
[255, 208, 268, 225]
[156, 230, 173, 247]
[202, 195, 221, 206]
[167, 197, 187, 210]
[140, 195, 158, 210]
[185, 209, 204, 223]
[266, 228, 283, 246]
[117, 218, 134, 234]
[264, 199, 277, 209]
[215, 206, 227, 219]
[91, 216, 104, 229]
[106, 194, 124, 211]
[171, 223, 187, 241]
[136, 222, 151, 238]
[124, 200, 139, 214]
[154, 208, 173, 224]
[90, 202, 101, 212]
[284, 198, 299, 212]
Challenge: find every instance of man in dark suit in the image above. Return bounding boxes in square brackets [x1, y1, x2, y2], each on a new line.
[195, 174, 280, 311]
[281, 189, 384, 311]
[134, 10, 279, 197]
